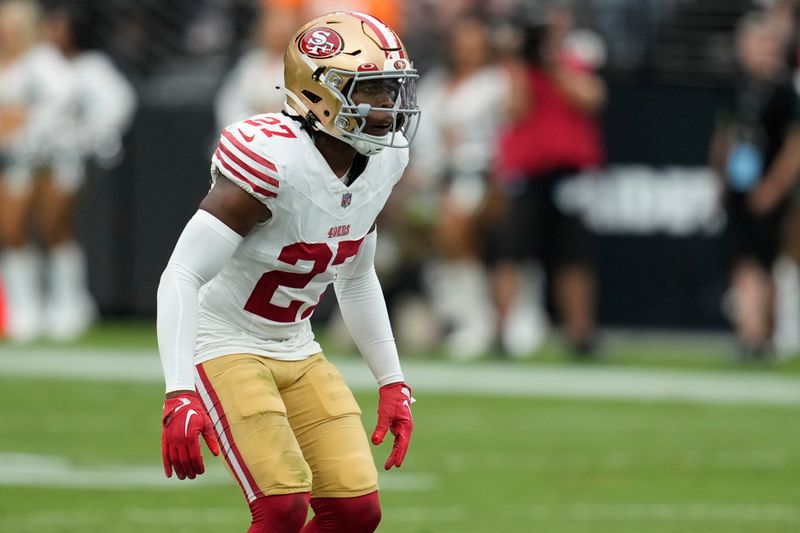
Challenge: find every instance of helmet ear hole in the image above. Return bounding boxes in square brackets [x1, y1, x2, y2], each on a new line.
[302, 90, 322, 103]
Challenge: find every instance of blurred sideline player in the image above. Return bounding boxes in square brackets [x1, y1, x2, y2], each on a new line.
[158, 12, 418, 533]
[41, 1, 137, 341]
[409, 12, 513, 359]
[709, 11, 800, 358]
[0, 0, 71, 342]
[492, 3, 606, 357]
[214, 7, 298, 132]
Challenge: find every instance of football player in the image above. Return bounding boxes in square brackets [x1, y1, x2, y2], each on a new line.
[157, 11, 419, 533]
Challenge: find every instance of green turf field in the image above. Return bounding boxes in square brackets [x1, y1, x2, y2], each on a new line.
[1, 321, 799, 532]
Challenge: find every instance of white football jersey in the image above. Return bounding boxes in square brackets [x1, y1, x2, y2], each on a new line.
[195, 112, 408, 364]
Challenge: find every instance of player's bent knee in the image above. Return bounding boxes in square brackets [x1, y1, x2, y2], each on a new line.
[347, 492, 382, 531]
[308, 492, 381, 532]
[247, 492, 310, 533]
[325, 452, 378, 495]
[248, 446, 312, 495]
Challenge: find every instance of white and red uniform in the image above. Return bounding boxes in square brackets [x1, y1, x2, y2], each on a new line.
[196, 112, 407, 364]
[157, 111, 409, 501]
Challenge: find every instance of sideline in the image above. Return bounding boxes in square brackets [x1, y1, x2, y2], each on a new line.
[1, 347, 799, 405]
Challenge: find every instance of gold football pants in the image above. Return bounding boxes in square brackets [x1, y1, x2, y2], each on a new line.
[195, 353, 378, 501]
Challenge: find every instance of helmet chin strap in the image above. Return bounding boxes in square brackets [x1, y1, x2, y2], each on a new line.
[350, 137, 386, 156]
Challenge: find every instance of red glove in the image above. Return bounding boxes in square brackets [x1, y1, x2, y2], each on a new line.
[161, 392, 220, 480]
[371, 382, 414, 470]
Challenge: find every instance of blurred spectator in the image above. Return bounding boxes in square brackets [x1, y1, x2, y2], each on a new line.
[492, 0, 606, 357]
[760, 0, 799, 57]
[214, 7, 297, 131]
[709, 10, 800, 358]
[0, 0, 72, 342]
[265, 0, 404, 34]
[41, 1, 137, 340]
[408, 13, 511, 359]
[772, 1, 800, 357]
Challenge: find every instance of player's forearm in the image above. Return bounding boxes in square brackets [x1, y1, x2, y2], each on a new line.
[157, 210, 243, 392]
[335, 268, 404, 386]
[157, 263, 203, 392]
[334, 230, 404, 386]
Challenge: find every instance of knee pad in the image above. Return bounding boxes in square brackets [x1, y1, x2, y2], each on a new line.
[248, 492, 310, 533]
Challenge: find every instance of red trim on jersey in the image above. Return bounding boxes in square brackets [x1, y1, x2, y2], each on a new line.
[221, 129, 279, 173]
[217, 141, 280, 189]
[215, 149, 278, 198]
[350, 12, 405, 58]
[196, 364, 263, 500]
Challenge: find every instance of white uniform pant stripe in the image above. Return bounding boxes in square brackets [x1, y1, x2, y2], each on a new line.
[194, 366, 258, 502]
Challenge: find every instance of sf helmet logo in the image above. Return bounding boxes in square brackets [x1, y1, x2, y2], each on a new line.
[299, 28, 344, 58]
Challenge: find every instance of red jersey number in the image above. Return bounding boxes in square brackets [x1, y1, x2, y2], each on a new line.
[245, 116, 296, 139]
[244, 238, 365, 322]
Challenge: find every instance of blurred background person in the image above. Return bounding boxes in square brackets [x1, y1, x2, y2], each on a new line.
[491, 0, 606, 358]
[0, 0, 72, 342]
[765, 0, 800, 357]
[408, 12, 512, 359]
[40, 0, 137, 341]
[213, 6, 297, 132]
[266, 0, 404, 35]
[709, 10, 800, 358]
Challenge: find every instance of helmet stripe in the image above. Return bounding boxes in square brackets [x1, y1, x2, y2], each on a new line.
[349, 11, 405, 58]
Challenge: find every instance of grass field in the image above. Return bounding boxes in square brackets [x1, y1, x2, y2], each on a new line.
[1, 321, 799, 532]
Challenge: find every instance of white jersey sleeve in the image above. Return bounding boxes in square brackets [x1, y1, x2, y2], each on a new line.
[157, 210, 243, 392]
[194, 113, 409, 365]
[211, 118, 283, 208]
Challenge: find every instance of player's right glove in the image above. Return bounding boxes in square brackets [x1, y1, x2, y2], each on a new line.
[161, 392, 220, 480]
[371, 382, 415, 470]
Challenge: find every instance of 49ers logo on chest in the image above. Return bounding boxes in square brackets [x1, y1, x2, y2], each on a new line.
[299, 28, 344, 58]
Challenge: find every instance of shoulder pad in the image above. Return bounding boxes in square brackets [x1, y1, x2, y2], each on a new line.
[212, 117, 285, 203]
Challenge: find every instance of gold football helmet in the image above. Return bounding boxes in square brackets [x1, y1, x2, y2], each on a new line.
[284, 11, 420, 155]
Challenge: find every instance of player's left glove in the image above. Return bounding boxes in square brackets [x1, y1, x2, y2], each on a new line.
[371, 382, 415, 470]
[161, 392, 220, 480]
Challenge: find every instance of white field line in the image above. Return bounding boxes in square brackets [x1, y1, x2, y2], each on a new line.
[1, 347, 800, 405]
[0, 452, 435, 491]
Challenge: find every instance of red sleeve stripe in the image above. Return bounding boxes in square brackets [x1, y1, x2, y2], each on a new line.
[221, 129, 279, 173]
[219, 133, 280, 188]
[214, 149, 277, 198]
[217, 140, 280, 189]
